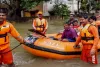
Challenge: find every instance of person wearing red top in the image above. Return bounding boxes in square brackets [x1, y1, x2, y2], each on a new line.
[73, 20, 80, 34]
[73, 20, 79, 29]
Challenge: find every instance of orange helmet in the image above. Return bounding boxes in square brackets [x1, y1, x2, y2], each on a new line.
[37, 11, 43, 15]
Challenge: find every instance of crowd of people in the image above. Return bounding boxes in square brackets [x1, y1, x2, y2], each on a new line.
[32, 10, 100, 64]
[0, 6, 100, 67]
[60, 13, 100, 64]
[60, 13, 100, 42]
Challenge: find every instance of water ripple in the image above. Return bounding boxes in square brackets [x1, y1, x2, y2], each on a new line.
[13, 52, 36, 65]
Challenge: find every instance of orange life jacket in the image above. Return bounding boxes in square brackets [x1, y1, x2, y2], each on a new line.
[0, 22, 11, 45]
[80, 24, 94, 45]
[90, 21, 100, 36]
[0, 21, 23, 50]
[95, 21, 100, 36]
[33, 18, 48, 32]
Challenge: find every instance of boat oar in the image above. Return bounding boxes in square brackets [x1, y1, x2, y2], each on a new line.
[28, 29, 46, 37]
[28, 29, 59, 40]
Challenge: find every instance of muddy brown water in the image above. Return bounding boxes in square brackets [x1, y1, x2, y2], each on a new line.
[5, 21, 100, 67]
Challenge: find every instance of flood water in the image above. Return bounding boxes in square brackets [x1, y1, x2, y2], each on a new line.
[8, 20, 100, 67]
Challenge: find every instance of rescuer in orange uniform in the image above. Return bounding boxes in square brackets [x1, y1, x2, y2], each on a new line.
[89, 15, 100, 36]
[95, 13, 100, 36]
[74, 15, 99, 64]
[32, 11, 48, 34]
[0, 8, 24, 67]
[89, 16, 97, 26]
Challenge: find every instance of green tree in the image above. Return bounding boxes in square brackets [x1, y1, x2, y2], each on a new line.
[49, 3, 70, 19]
[20, 0, 50, 10]
[1, 0, 50, 19]
[92, 1, 100, 12]
[80, 0, 100, 13]
[80, 0, 88, 13]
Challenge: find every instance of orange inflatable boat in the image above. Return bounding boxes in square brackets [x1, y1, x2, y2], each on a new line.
[22, 33, 100, 60]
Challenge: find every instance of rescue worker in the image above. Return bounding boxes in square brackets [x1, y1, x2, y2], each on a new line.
[89, 15, 100, 36]
[74, 15, 99, 64]
[89, 15, 97, 26]
[95, 13, 100, 36]
[0, 8, 24, 67]
[32, 11, 48, 34]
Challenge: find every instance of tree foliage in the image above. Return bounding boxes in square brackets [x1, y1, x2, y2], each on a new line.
[49, 3, 70, 19]
[1, 0, 21, 18]
[20, 0, 50, 10]
[80, 0, 88, 12]
[93, 1, 100, 11]
[1, 0, 50, 19]
[80, 0, 100, 13]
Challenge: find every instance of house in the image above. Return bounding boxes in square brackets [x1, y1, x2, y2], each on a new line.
[22, 3, 43, 17]
[43, 0, 80, 16]
[22, 0, 80, 17]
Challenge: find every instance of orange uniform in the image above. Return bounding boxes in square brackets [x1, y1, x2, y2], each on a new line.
[0, 21, 23, 64]
[91, 21, 100, 27]
[91, 21, 100, 35]
[32, 18, 48, 34]
[95, 21, 100, 35]
[75, 23, 99, 64]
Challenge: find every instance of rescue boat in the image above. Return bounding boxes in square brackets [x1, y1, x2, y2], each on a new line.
[22, 29, 100, 59]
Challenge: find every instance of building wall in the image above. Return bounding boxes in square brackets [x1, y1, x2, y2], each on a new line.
[22, 3, 43, 17]
[43, 0, 79, 16]
[0, 0, 10, 4]
[66, 0, 78, 13]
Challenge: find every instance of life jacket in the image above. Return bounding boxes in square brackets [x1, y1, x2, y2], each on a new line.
[95, 21, 100, 36]
[91, 21, 100, 36]
[0, 21, 23, 50]
[0, 21, 11, 50]
[33, 18, 47, 32]
[80, 24, 94, 45]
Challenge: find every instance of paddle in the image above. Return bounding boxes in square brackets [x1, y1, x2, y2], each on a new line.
[28, 29, 46, 37]
[28, 29, 60, 40]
